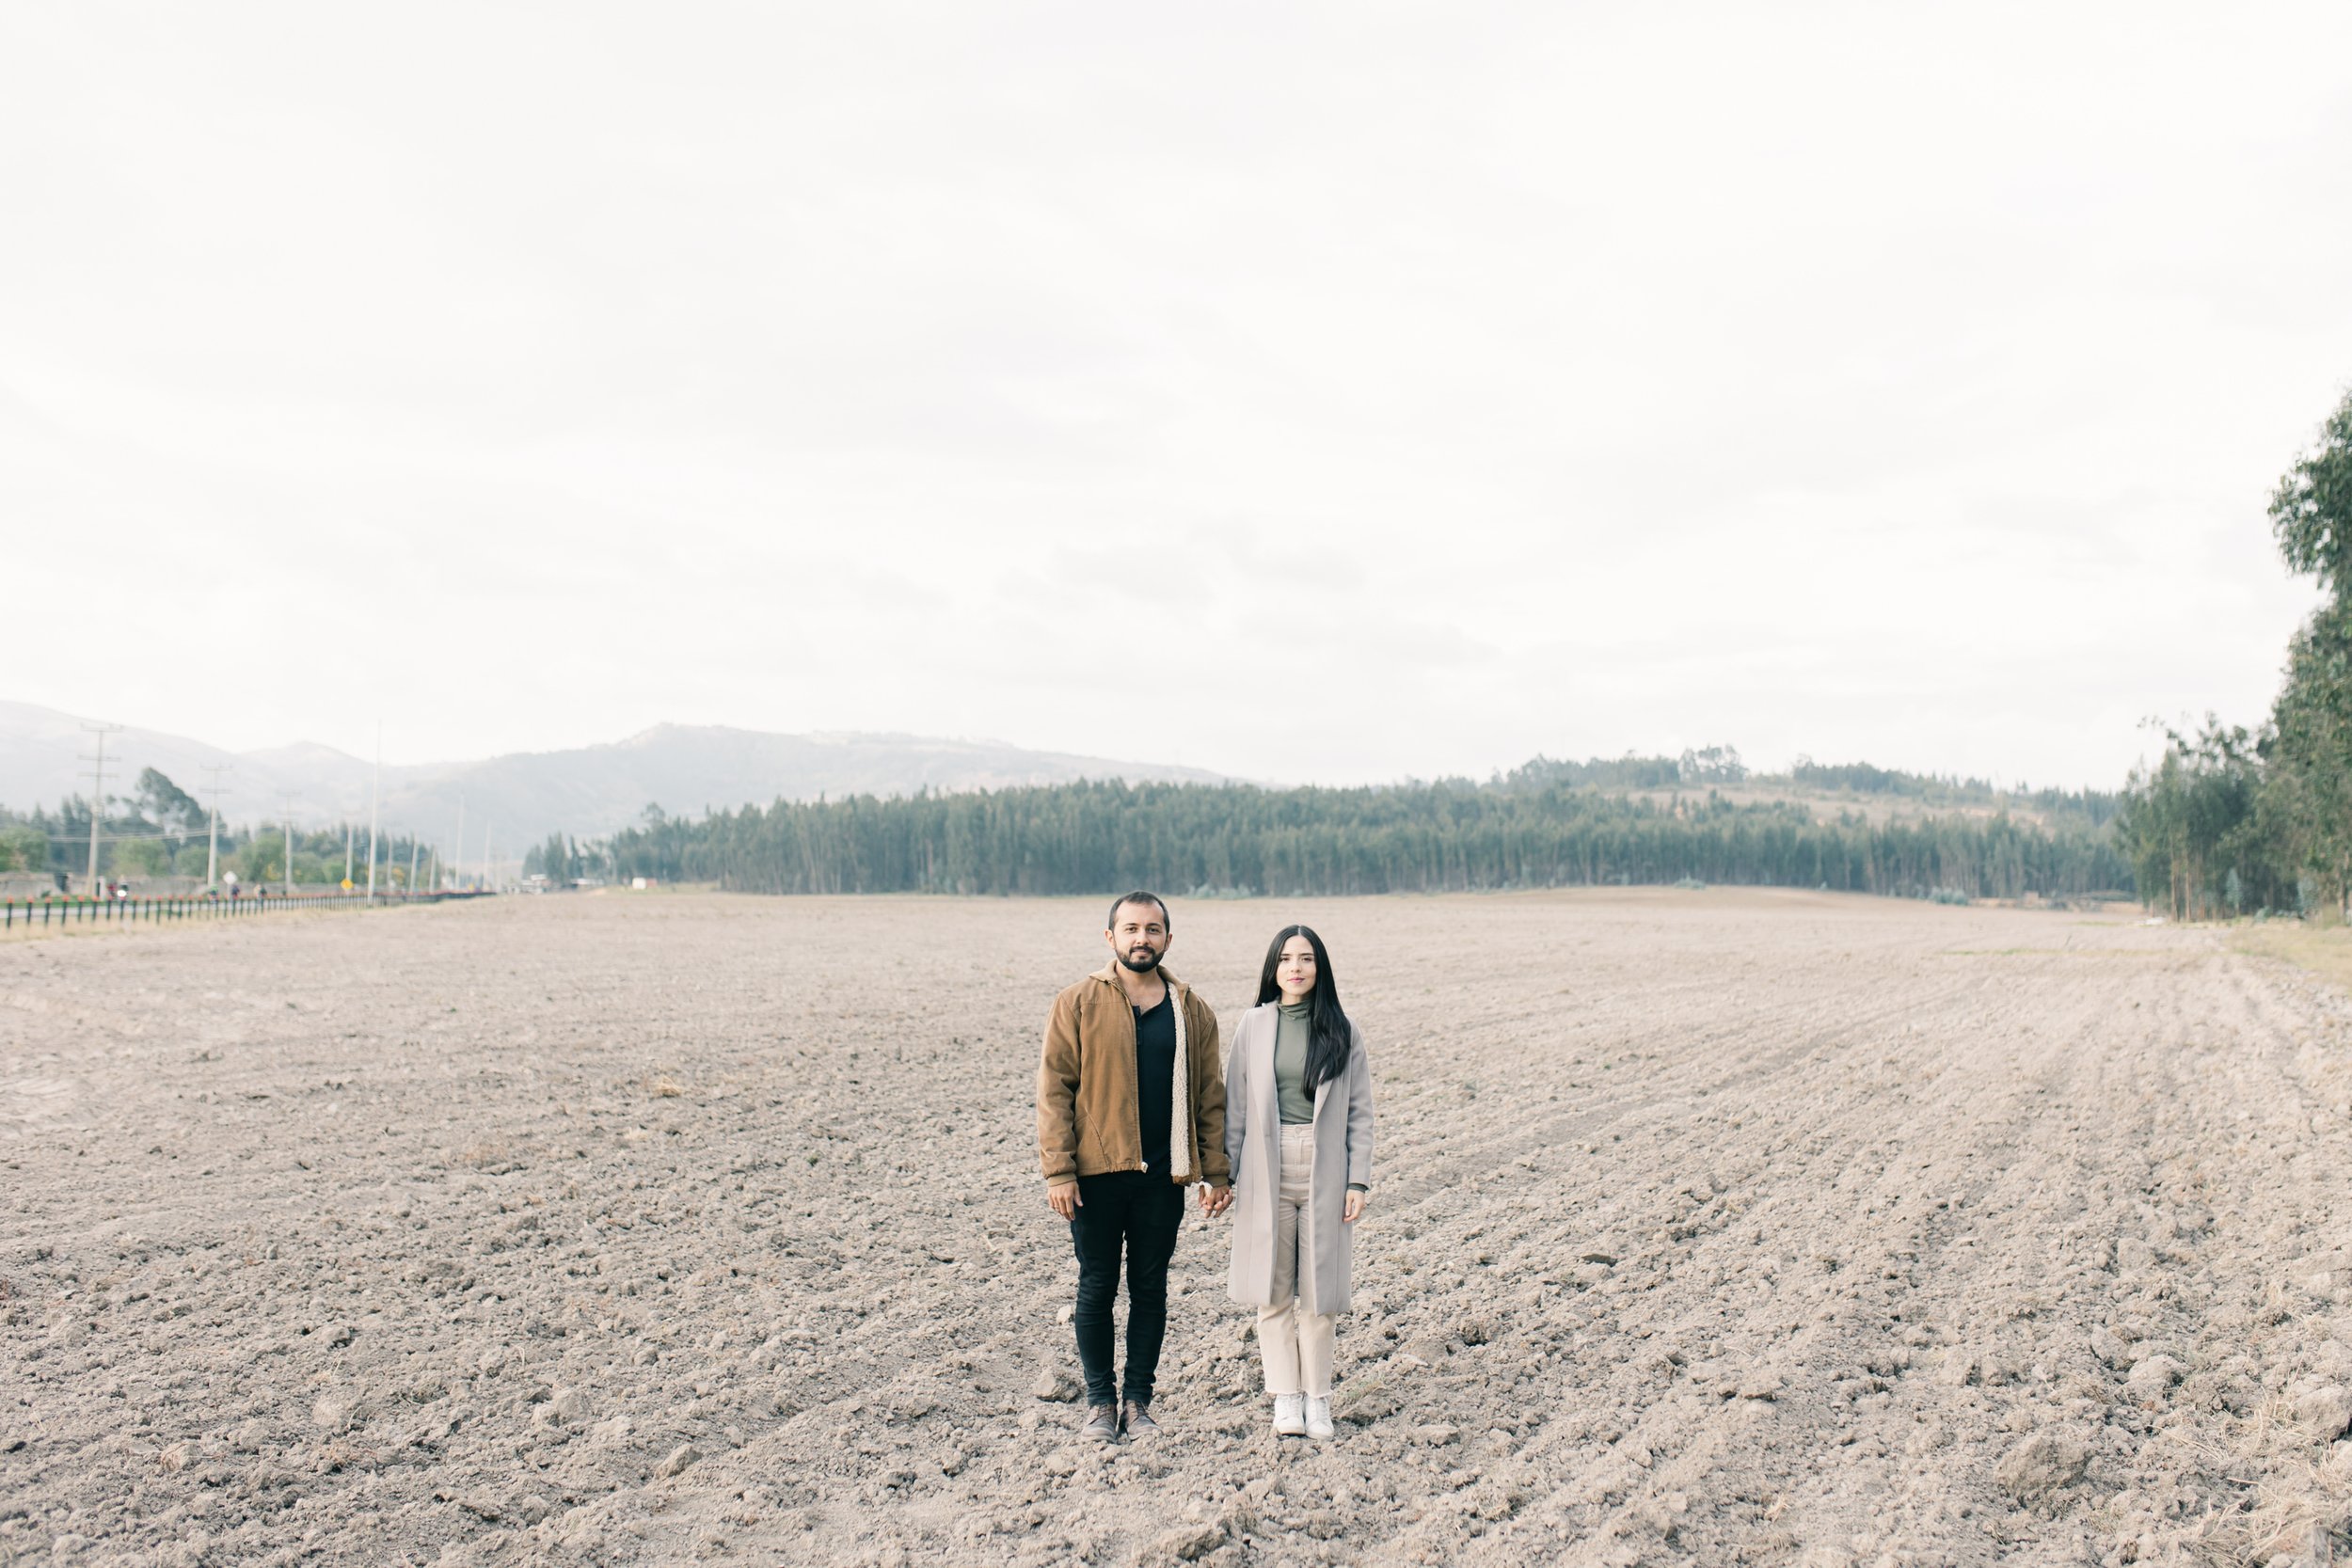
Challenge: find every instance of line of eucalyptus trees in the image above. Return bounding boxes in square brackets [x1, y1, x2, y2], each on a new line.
[2118, 387, 2352, 918]
[583, 778, 2127, 901]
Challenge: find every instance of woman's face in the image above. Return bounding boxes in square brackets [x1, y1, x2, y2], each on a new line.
[1276, 934, 1317, 1002]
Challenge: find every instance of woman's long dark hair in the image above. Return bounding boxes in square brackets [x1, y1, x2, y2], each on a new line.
[1255, 924, 1352, 1090]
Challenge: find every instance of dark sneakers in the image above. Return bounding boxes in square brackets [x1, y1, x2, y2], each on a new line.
[1081, 1403, 1120, 1444]
[1122, 1401, 1160, 1438]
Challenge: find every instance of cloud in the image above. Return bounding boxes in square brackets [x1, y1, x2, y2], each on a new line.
[4, 3, 2350, 785]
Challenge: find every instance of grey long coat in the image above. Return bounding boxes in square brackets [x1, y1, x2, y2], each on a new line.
[1223, 1005, 1375, 1314]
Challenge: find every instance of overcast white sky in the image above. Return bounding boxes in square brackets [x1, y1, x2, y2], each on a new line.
[8, 2, 2351, 790]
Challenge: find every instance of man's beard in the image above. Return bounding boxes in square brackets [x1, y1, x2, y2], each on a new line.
[1119, 945, 1163, 974]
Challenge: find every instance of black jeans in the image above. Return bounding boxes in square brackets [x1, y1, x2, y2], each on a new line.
[1067, 1170, 1186, 1407]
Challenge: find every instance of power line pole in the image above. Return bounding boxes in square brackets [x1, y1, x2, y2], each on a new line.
[365, 721, 381, 900]
[453, 797, 465, 892]
[199, 763, 231, 891]
[483, 822, 494, 892]
[344, 820, 354, 885]
[280, 796, 297, 895]
[407, 836, 420, 894]
[79, 721, 123, 895]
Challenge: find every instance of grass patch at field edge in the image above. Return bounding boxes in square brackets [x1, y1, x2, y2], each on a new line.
[2228, 923, 2352, 995]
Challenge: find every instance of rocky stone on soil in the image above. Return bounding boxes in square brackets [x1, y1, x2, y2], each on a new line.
[1137, 1521, 1225, 1563]
[2290, 1383, 2352, 1442]
[1995, 1431, 2091, 1508]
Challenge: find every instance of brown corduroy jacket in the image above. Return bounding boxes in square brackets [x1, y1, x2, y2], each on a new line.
[1037, 963, 1231, 1191]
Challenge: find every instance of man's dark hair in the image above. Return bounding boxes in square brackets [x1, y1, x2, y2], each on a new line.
[1106, 890, 1170, 930]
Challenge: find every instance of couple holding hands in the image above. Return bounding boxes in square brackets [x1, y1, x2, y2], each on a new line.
[1036, 891, 1376, 1443]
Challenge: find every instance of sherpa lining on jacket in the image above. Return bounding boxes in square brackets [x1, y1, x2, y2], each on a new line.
[1164, 984, 1192, 1182]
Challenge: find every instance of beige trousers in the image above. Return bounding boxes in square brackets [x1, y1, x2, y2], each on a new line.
[1258, 1123, 1337, 1398]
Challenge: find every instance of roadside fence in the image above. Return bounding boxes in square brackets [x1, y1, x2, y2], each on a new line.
[3, 889, 495, 933]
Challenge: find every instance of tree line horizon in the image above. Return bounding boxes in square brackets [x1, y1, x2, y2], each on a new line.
[1, 746, 2131, 903]
[521, 752, 2134, 903]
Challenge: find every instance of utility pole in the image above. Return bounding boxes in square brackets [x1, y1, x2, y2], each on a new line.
[280, 796, 297, 894]
[344, 820, 354, 885]
[453, 797, 465, 892]
[79, 722, 123, 895]
[365, 721, 381, 899]
[483, 823, 494, 892]
[407, 837, 420, 894]
[199, 763, 231, 891]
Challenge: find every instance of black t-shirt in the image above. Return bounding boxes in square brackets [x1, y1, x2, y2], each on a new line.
[1132, 990, 1176, 1176]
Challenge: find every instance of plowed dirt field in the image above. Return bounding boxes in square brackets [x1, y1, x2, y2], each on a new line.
[5, 890, 2350, 1566]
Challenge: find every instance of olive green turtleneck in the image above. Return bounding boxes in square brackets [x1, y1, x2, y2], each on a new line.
[1275, 1001, 1316, 1125]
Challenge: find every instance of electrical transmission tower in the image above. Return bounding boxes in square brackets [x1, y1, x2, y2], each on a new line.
[79, 722, 123, 895]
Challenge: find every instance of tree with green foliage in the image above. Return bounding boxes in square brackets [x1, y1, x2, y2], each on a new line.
[2114, 721, 2286, 920]
[234, 838, 283, 885]
[2116, 381, 2352, 917]
[0, 821, 49, 875]
[134, 768, 206, 835]
[2262, 596, 2352, 911]
[1677, 746, 1746, 784]
[525, 832, 580, 883]
[2269, 388, 2352, 598]
[113, 839, 174, 878]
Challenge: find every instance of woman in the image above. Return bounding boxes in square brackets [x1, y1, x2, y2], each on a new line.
[1223, 924, 1375, 1440]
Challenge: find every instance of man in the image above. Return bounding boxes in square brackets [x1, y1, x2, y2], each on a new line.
[1038, 890, 1232, 1442]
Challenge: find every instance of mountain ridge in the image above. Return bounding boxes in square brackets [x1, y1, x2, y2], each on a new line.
[0, 700, 1229, 849]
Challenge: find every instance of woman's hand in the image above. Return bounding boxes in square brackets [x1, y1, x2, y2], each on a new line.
[1343, 1190, 1366, 1224]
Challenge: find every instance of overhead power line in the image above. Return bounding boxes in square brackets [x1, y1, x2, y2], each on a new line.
[79, 722, 122, 894]
[201, 763, 231, 892]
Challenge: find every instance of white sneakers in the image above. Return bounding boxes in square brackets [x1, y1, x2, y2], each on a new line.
[1271, 1393, 1336, 1439]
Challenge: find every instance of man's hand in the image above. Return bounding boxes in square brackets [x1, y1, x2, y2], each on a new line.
[1343, 1190, 1366, 1224]
[1047, 1182, 1081, 1221]
[1199, 1184, 1232, 1219]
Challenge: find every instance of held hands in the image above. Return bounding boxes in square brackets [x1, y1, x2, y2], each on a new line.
[1343, 1190, 1366, 1224]
[1048, 1181, 1233, 1219]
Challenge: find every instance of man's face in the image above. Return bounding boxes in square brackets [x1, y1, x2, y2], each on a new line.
[1105, 900, 1170, 974]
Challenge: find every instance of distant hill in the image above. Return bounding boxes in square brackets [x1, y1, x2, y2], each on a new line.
[0, 701, 1228, 849]
[1487, 749, 2122, 833]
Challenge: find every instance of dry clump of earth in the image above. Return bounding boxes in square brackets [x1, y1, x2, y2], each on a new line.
[4, 889, 2351, 1566]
